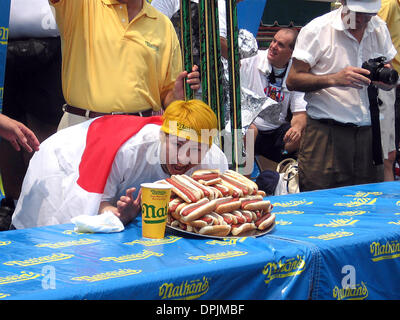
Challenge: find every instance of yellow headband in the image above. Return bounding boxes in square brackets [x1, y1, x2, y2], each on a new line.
[160, 100, 218, 146]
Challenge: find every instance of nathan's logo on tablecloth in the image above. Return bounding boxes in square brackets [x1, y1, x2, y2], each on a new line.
[344, 191, 382, 198]
[314, 218, 359, 228]
[308, 230, 354, 241]
[370, 240, 400, 262]
[0, 27, 8, 45]
[276, 219, 292, 226]
[262, 255, 306, 284]
[71, 268, 142, 282]
[0, 241, 11, 247]
[332, 282, 368, 300]
[326, 210, 367, 217]
[206, 238, 247, 246]
[100, 249, 163, 263]
[0, 271, 42, 285]
[188, 250, 248, 262]
[3, 253, 74, 267]
[274, 210, 304, 215]
[159, 276, 210, 300]
[272, 199, 313, 208]
[334, 198, 377, 208]
[124, 235, 182, 246]
[35, 238, 100, 249]
[0, 293, 10, 299]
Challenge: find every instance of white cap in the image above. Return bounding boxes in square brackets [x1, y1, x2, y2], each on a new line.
[346, 0, 381, 13]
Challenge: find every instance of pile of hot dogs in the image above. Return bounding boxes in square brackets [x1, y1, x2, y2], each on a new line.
[158, 169, 275, 237]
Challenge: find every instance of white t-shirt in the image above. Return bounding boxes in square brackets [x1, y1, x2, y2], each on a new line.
[151, 0, 227, 38]
[12, 121, 228, 229]
[292, 7, 397, 126]
[8, 0, 59, 39]
[240, 49, 307, 131]
[102, 124, 229, 204]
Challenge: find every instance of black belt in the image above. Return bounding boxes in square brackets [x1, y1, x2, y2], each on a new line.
[62, 104, 153, 118]
[314, 118, 362, 128]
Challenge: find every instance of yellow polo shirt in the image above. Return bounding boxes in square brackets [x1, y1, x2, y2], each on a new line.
[50, 0, 182, 113]
[379, 0, 400, 74]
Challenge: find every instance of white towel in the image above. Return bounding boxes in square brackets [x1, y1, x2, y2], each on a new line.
[71, 211, 124, 233]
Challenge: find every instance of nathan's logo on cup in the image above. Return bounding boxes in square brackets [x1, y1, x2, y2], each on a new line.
[142, 203, 168, 221]
[141, 183, 172, 239]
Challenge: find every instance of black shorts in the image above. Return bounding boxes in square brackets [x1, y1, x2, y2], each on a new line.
[2, 37, 64, 126]
[254, 123, 292, 163]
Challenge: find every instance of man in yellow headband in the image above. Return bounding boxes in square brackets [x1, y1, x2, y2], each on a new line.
[11, 100, 228, 229]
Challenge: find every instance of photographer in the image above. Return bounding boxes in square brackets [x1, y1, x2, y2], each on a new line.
[286, 0, 398, 191]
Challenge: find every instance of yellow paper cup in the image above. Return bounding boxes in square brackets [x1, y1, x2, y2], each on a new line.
[141, 183, 172, 239]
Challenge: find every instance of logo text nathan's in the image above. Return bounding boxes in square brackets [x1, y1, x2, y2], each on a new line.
[333, 282, 368, 300]
[370, 240, 400, 262]
[262, 255, 306, 284]
[159, 276, 210, 300]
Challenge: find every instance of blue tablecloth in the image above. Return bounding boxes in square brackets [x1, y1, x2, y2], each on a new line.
[0, 182, 399, 300]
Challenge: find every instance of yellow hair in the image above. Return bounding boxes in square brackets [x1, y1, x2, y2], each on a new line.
[161, 100, 218, 146]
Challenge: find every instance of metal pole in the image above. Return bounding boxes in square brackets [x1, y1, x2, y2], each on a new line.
[180, 0, 194, 100]
[226, 0, 242, 172]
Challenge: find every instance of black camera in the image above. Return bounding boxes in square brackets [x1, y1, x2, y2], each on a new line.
[362, 56, 399, 86]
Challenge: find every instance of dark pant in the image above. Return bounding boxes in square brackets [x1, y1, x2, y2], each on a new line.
[299, 117, 384, 192]
[255, 123, 293, 163]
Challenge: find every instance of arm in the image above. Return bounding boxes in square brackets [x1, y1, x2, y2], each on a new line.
[99, 187, 142, 226]
[286, 58, 372, 92]
[0, 114, 40, 152]
[162, 65, 200, 108]
[283, 111, 307, 145]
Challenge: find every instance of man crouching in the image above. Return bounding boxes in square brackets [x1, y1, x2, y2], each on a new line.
[11, 100, 228, 229]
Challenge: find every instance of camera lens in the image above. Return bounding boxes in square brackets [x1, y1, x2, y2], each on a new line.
[377, 67, 399, 86]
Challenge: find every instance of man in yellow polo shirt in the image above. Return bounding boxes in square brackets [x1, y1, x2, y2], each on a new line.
[50, 0, 200, 129]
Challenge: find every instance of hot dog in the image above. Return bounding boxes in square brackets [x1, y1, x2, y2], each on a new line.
[180, 174, 213, 199]
[191, 169, 221, 182]
[231, 222, 256, 236]
[221, 174, 251, 196]
[198, 224, 231, 237]
[178, 198, 217, 222]
[224, 170, 259, 194]
[231, 210, 247, 224]
[218, 179, 244, 198]
[198, 178, 222, 186]
[172, 174, 204, 199]
[169, 198, 183, 213]
[221, 213, 238, 225]
[241, 200, 272, 212]
[213, 183, 231, 197]
[207, 186, 223, 199]
[255, 213, 275, 230]
[212, 197, 242, 214]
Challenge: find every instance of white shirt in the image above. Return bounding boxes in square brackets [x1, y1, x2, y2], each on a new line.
[240, 49, 307, 131]
[8, 0, 59, 39]
[102, 124, 229, 204]
[151, 0, 227, 38]
[12, 121, 228, 229]
[292, 7, 397, 126]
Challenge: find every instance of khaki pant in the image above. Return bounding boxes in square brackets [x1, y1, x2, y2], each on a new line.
[57, 112, 91, 131]
[298, 117, 383, 192]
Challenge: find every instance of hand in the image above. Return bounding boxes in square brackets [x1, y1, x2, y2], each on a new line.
[332, 66, 371, 89]
[283, 126, 302, 144]
[113, 187, 142, 226]
[0, 114, 40, 152]
[172, 65, 201, 100]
